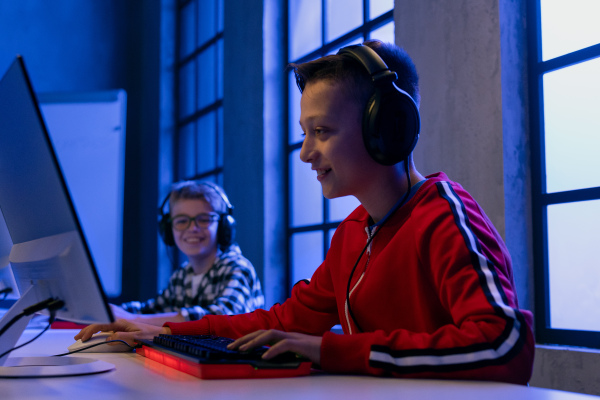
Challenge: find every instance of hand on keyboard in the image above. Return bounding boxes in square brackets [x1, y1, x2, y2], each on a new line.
[152, 334, 303, 363]
[227, 329, 322, 365]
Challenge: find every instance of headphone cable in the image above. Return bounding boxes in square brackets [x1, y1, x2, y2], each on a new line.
[345, 159, 412, 333]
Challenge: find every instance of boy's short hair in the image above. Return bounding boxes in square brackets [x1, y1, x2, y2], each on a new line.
[290, 40, 420, 109]
[168, 181, 228, 215]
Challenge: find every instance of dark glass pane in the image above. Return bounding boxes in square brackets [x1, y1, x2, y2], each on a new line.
[289, 0, 322, 60]
[548, 200, 600, 331]
[217, 38, 224, 100]
[178, 60, 196, 120]
[197, 111, 217, 175]
[543, 58, 600, 193]
[217, 0, 224, 32]
[541, 0, 600, 61]
[217, 107, 224, 167]
[179, 1, 196, 60]
[325, 0, 363, 42]
[291, 231, 324, 284]
[290, 149, 323, 227]
[178, 122, 196, 179]
[198, 0, 217, 47]
[197, 45, 217, 110]
[369, 0, 393, 20]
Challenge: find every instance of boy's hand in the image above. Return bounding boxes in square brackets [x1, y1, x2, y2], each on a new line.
[227, 329, 322, 364]
[74, 319, 171, 346]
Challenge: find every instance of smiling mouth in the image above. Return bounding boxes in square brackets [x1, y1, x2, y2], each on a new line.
[316, 168, 332, 182]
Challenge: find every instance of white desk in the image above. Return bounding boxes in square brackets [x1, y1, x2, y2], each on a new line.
[0, 329, 595, 399]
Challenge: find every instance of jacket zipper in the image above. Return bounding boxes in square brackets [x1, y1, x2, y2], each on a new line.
[344, 226, 376, 334]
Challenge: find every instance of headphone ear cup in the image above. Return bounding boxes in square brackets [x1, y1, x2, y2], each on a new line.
[158, 213, 175, 247]
[362, 92, 384, 163]
[362, 86, 420, 166]
[217, 214, 236, 250]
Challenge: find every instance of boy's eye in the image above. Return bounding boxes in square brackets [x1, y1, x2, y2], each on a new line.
[172, 217, 190, 229]
[171, 213, 219, 230]
[299, 127, 327, 138]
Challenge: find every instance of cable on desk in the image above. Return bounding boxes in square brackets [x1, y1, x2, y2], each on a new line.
[53, 340, 140, 357]
[0, 287, 12, 301]
[0, 298, 65, 359]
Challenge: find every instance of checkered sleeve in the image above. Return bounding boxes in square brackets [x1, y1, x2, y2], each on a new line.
[179, 245, 265, 321]
[121, 267, 188, 314]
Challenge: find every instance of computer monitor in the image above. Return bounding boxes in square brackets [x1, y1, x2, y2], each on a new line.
[0, 209, 17, 301]
[0, 56, 115, 377]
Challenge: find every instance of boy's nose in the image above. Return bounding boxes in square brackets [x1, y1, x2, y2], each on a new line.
[299, 137, 314, 163]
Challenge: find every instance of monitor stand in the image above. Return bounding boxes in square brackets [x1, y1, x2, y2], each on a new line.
[0, 286, 114, 378]
[0, 356, 114, 378]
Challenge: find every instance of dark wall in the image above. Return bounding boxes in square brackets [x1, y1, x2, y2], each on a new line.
[223, 0, 287, 306]
[0, 2, 127, 92]
[0, 1, 162, 302]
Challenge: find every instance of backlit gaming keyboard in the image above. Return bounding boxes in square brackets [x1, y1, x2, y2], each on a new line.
[136, 334, 312, 379]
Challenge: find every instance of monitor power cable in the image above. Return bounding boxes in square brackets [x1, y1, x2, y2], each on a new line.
[0, 298, 64, 359]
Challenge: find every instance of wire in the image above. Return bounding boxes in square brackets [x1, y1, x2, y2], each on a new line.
[0, 316, 53, 359]
[345, 158, 413, 333]
[0, 313, 26, 338]
[0, 299, 64, 359]
[0, 298, 63, 338]
[53, 339, 139, 357]
[0, 287, 12, 301]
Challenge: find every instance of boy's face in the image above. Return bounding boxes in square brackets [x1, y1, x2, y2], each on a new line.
[299, 79, 376, 200]
[170, 198, 219, 261]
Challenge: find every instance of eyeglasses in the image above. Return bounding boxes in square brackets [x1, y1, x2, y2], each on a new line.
[170, 213, 220, 231]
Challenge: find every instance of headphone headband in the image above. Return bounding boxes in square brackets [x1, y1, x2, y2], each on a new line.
[338, 44, 397, 86]
[200, 181, 233, 216]
[336, 43, 420, 166]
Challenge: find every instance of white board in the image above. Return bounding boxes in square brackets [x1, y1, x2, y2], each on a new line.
[38, 90, 127, 297]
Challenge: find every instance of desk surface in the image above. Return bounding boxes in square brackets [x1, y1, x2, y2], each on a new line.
[0, 329, 596, 400]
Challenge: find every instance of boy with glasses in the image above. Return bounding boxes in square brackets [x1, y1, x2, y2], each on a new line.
[111, 180, 264, 325]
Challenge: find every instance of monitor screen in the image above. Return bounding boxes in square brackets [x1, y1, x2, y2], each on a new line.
[0, 56, 114, 370]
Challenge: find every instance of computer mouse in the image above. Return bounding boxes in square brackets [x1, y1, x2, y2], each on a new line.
[67, 331, 134, 353]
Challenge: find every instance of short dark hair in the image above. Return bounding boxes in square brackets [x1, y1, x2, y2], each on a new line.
[290, 40, 420, 109]
[168, 181, 228, 215]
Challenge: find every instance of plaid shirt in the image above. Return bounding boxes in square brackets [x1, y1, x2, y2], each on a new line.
[121, 244, 264, 321]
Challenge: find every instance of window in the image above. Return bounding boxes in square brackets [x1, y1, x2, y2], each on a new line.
[175, 0, 224, 185]
[286, 0, 394, 290]
[157, 0, 224, 287]
[529, 0, 600, 347]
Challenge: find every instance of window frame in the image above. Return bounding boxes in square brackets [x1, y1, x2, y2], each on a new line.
[528, 0, 600, 348]
[174, 0, 224, 185]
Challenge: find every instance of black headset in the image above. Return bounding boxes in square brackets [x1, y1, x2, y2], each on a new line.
[157, 181, 236, 250]
[337, 44, 421, 166]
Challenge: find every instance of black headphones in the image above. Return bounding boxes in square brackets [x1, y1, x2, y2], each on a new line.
[337, 44, 421, 166]
[157, 181, 236, 250]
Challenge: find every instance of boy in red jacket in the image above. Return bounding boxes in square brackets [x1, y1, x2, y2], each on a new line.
[76, 40, 534, 384]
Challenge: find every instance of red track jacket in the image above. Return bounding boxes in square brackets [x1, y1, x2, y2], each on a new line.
[166, 172, 535, 384]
